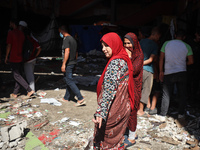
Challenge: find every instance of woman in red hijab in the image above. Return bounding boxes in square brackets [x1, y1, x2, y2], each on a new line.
[93, 32, 135, 149]
[123, 32, 144, 147]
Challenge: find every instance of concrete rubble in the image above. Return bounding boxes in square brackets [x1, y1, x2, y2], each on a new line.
[0, 53, 200, 150]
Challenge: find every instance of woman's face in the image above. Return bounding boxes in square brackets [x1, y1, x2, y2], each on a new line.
[124, 38, 133, 49]
[102, 42, 112, 58]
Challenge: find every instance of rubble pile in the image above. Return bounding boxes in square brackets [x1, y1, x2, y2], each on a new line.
[133, 114, 200, 150]
[0, 94, 94, 150]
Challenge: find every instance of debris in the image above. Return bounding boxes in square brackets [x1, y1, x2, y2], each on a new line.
[0, 103, 11, 109]
[7, 115, 15, 120]
[25, 131, 48, 150]
[34, 112, 43, 117]
[159, 123, 167, 129]
[54, 88, 60, 91]
[37, 91, 47, 97]
[34, 120, 49, 129]
[1, 120, 27, 142]
[60, 117, 69, 123]
[40, 98, 62, 106]
[32, 105, 39, 108]
[0, 111, 11, 119]
[13, 103, 22, 108]
[186, 140, 196, 147]
[69, 121, 80, 126]
[38, 129, 60, 144]
[19, 110, 29, 114]
[160, 136, 180, 145]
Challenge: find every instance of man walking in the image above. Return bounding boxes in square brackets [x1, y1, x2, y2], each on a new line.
[58, 25, 85, 106]
[5, 18, 34, 98]
[157, 30, 193, 121]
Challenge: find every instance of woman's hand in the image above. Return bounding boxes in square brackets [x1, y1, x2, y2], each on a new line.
[92, 116, 103, 128]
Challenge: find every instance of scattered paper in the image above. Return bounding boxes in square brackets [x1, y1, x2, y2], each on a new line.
[69, 121, 80, 126]
[40, 98, 62, 106]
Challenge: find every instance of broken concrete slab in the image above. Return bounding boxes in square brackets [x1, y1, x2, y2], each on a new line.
[1, 120, 27, 142]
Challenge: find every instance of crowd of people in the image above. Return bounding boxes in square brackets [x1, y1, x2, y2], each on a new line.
[1, 17, 200, 149]
[92, 26, 200, 149]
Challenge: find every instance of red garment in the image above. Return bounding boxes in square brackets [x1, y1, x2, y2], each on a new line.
[6, 28, 25, 63]
[26, 36, 40, 61]
[125, 32, 144, 132]
[97, 32, 135, 110]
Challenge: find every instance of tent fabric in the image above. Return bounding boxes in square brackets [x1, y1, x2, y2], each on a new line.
[31, 21, 103, 53]
[70, 25, 103, 53]
[32, 18, 62, 52]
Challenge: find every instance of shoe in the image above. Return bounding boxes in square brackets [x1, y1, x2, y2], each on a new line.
[138, 112, 149, 117]
[75, 99, 86, 107]
[144, 107, 150, 113]
[149, 108, 157, 115]
[27, 90, 35, 97]
[124, 136, 136, 148]
[57, 98, 68, 103]
[155, 114, 166, 122]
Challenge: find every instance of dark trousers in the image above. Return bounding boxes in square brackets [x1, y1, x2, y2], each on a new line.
[10, 62, 32, 94]
[64, 64, 83, 101]
[160, 72, 187, 116]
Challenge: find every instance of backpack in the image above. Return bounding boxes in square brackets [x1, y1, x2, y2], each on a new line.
[22, 36, 34, 61]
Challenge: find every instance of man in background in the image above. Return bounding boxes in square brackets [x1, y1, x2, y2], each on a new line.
[5, 18, 34, 98]
[58, 25, 85, 106]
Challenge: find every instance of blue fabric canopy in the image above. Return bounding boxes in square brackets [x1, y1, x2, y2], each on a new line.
[70, 25, 103, 53]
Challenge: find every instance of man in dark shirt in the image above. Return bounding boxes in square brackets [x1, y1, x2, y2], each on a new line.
[58, 25, 85, 106]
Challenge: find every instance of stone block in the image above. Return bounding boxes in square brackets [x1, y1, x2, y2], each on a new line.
[0, 120, 27, 142]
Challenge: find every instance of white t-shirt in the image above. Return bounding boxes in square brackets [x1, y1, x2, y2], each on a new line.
[160, 39, 193, 75]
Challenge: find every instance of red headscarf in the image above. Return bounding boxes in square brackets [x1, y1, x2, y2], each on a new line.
[97, 32, 135, 110]
[124, 32, 144, 110]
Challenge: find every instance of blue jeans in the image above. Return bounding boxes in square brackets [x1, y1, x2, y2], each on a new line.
[64, 65, 83, 101]
[160, 72, 187, 116]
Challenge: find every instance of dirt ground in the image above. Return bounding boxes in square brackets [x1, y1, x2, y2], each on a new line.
[0, 56, 102, 149]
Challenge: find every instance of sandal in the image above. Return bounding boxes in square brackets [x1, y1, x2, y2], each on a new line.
[22, 95, 31, 100]
[138, 112, 149, 117]
[124, 137, 136, 148]
[22, 91, 36, 100]
[10, 93, 18, 98]
[57, 98, 68, 103]
[75, 100, 86, 107]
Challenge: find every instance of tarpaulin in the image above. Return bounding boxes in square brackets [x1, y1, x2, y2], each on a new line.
[70, 25, 103, 53]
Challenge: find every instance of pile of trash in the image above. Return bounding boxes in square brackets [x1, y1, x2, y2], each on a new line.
[0, 91, 94, 150]
[133, 109, 200, 150]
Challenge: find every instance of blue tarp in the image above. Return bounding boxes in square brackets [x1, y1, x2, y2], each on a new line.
[70, 25, 103, 53]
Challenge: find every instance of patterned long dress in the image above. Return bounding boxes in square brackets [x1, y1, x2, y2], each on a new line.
[94, 59, 131, 150]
